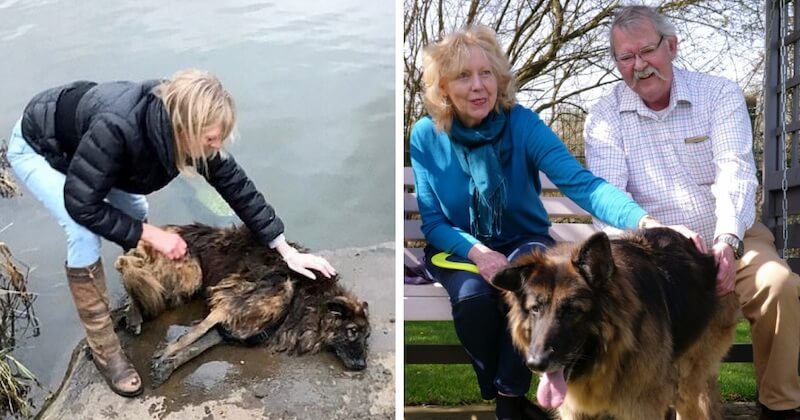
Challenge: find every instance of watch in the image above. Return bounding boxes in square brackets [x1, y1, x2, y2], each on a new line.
[715, 234, 744, 260]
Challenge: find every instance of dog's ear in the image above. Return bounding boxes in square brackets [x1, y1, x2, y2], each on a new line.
[326, 296, 355, 319]
[572, 231, 614, 286]
[491, 264, 533, 292]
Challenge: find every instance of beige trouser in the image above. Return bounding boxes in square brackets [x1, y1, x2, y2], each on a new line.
[737, 222, 800, 410]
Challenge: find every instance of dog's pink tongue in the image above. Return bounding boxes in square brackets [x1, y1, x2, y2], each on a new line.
[536, 369, 567, 409]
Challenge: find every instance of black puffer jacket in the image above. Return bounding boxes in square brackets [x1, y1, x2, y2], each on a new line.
[21, 80, 284, 250]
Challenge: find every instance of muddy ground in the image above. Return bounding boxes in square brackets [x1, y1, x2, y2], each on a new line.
[36, 243, 395, 420]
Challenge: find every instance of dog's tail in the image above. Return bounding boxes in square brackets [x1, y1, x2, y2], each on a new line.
[115, 250, 168, 318]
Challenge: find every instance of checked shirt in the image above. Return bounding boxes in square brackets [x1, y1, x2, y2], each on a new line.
[584, 68, 758, 246]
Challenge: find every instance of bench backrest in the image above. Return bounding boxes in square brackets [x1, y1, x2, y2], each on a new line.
[404, 166, 598, 268]
[404, 166, 599, 320]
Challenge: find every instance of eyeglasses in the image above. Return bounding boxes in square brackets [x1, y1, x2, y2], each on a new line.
[614, 36, 665, 65]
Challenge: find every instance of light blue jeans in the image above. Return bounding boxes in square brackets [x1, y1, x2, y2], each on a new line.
[6, 119, 148, 268]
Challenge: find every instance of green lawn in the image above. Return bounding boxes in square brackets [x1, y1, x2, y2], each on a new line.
[405, 320, 756, 405]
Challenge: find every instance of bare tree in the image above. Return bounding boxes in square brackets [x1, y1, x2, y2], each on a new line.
[404, 0, 764, 163]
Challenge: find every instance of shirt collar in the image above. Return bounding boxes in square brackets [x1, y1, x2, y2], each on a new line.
[618, 68, 692, 117]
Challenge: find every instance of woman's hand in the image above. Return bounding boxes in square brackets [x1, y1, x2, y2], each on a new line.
[141, 223, 187, 260]
[284, 252, 337, 280]
[274, 240, 336, 280]
[664, 225, 707, 254]
[468, 243, 509, 283]
[639, 216, 706, 254]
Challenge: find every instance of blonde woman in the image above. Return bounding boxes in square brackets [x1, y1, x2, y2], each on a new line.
[7, 69, 335, 397]
[409, 25, 706, 419]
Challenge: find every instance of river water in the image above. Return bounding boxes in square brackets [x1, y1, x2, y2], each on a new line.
[0, 0, 394, 412]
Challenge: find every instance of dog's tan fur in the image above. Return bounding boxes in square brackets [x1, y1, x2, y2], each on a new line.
[115, 226, 203, 319]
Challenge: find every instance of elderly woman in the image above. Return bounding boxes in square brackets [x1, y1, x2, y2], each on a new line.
[7, 69, 335, 397]
[409, 25, 697, 419]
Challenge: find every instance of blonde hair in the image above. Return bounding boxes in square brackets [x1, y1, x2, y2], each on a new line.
[421, 25, 517, 133]
[154, 69, 236, 173]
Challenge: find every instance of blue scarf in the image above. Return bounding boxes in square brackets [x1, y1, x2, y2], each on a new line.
[449, 111, 509, 241]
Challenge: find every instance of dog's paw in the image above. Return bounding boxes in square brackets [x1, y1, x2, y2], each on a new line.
[152, 345, 166, 360]
[111, 303, 143, 335]
[110, 307, 128, 332]
[150, 355, 177, 388]
[125, 306, 143, 336]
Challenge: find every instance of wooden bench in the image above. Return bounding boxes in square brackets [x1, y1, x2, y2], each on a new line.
[403, 166, 756, 364]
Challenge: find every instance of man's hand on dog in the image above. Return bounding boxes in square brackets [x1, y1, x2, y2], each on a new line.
[657, 224, 734, 296]
[711, 242, 736, 296]
[141, 223, 187, 260]
[658, 225, 735, 296]
[468, 243, 508, 284]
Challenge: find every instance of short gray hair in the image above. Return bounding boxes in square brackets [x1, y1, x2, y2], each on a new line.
[609, 6, 677, 57]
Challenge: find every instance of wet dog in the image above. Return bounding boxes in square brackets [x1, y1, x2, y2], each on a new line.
[491, 228, 738, 419]
[114, 223, 370, 386]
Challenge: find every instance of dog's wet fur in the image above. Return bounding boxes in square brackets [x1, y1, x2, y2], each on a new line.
[115, 223, 370, 386]
[492, 228, 738, 420]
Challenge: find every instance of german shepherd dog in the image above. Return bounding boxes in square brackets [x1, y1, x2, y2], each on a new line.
[114, 223, 370, 387]
[491, 228, 738, 420]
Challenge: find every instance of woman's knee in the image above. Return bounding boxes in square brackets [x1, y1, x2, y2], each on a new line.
[106, 191, 148, 221]
[453, 290, 500, 308]
[7, 129, 44, 182]
[64, 226, 101, 268]
[446, 277, 498, 306]
[127, 196, 148, 221]
[451, 291, 505, 324]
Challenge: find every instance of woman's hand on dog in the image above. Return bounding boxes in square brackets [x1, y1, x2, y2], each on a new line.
[640, 217, 707, 254]
[284, 252, 336, 280]
[141, 223, 187, 260]
[664, 225, 707, 254]
[468, 243, 509, 284]
[275, 241, 336, 280]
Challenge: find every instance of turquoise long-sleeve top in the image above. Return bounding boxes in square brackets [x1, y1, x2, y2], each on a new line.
[410, 104, 647, 258]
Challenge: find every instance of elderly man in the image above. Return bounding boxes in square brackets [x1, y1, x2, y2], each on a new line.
[584, 5, 800, 419]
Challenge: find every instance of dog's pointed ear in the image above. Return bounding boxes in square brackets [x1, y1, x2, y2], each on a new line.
[326, 296, 354, 318]
[491, 264, 533, 292]
[573, 231, 614, 286]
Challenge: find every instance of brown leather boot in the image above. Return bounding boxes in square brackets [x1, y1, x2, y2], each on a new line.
[67, 259, 142, 397]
